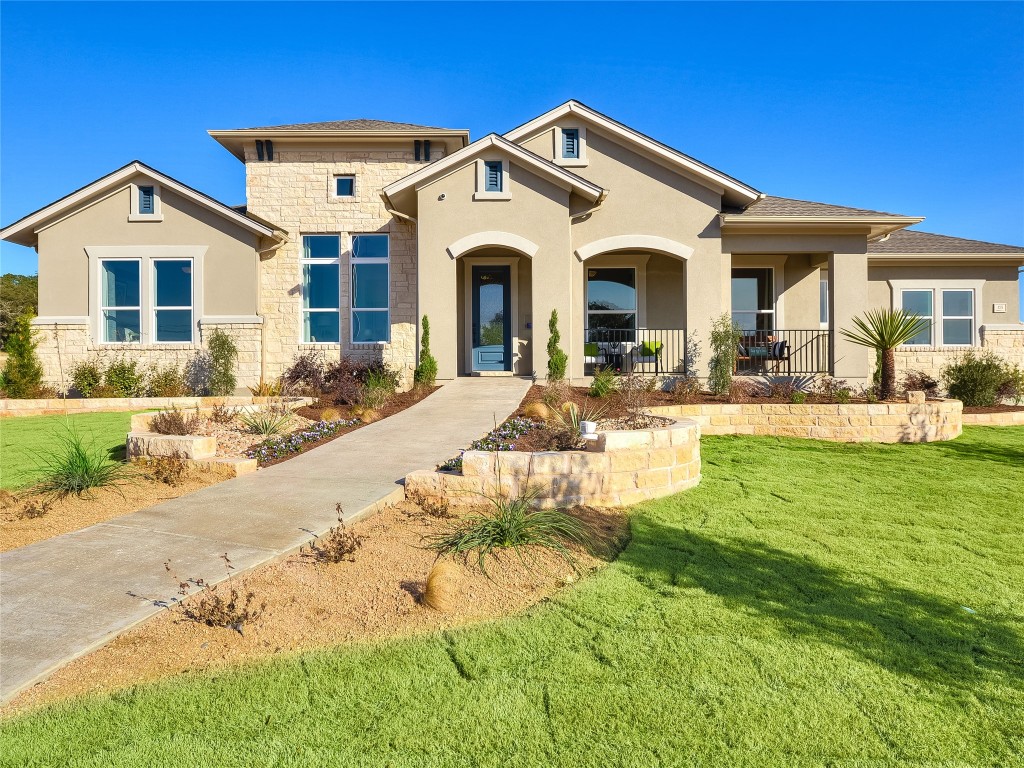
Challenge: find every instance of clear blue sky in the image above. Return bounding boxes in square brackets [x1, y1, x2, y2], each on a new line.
[2, 1, 1022, 314]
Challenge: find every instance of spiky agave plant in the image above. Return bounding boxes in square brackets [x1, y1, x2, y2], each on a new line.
[839, 309, 930, 400]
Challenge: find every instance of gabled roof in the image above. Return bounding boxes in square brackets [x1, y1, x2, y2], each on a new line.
[223, 118, 454, 132]
[868, 228, 1024, 255]
[381, 133, 606, 218]
[729, 195, 909, 218]
[503, 100, 761, 206]
[0, 161, 278, 247]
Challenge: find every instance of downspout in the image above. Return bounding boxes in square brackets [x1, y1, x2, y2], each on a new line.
[256, 233, 288, 383]
[570, 189, 608, 220]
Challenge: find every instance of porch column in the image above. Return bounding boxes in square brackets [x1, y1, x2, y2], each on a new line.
[687, 249, 730, 380]
[828, 250, 871, 384]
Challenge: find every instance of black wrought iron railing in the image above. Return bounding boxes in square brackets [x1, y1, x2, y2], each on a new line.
[734, 329, 830, 376]
[583, 328, 689, 376]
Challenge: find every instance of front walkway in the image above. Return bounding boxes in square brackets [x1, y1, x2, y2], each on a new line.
[0, 377, 531, 703]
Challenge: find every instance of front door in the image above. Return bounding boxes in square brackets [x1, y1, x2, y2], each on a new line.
[471, 265, 511, 371]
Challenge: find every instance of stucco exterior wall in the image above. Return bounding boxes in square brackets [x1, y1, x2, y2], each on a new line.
[244, 143, 436, 388]
[415, 156, 572, 379]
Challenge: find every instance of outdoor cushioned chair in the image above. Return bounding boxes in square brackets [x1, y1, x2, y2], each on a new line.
[629, 339, 663, 374]
[584, 341, 603, 368]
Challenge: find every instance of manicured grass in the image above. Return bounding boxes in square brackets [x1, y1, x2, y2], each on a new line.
[3, 427, 1022, 765]
[0, 412, 135, 490]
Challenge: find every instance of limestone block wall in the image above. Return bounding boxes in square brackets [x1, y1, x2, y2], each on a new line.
[960, 410, 1024, 426]
[892, 323, 1024, 386]
[245, 145, 436, 390]
[29, 320, 262, 393]
[648, 397, 962, 442]
[405, 419, 701, 509]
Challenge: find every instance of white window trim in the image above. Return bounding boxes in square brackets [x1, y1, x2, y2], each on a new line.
[99, 258, 142, 344]
[128, 181, 164, 222]
[350, 233, 390, 345]
[300, 234, 343, 345]
[151, 258, 195, 344]
[554, 125, 588, 167]
[86, 245, 206, 345]
[889, 279, 984, 347]
[474, 158, 511, 201]
[330, 174, 357, 199]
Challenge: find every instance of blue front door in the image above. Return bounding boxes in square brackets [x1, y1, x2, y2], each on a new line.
[472, 265, 511, 372]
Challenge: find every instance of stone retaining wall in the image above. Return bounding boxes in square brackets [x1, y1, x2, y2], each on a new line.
[647, 396, 961, 442]
[961, 410, 1024, 426]
[0, 395, 312, 418]
[405, 418, 701, 509]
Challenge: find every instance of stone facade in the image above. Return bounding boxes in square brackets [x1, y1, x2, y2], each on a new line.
[245, 145, 439, 391]
[30, 319, 262, 393]
[648, 396, 962, 442]
[892, 323, 1024, 387]
[404, 418, 702, 509]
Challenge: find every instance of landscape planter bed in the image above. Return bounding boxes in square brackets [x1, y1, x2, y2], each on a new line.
[406, 418, 702, 509]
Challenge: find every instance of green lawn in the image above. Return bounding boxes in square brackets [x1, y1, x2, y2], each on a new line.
[2, 427, 1022, 766]
[0, 411, 135, 489]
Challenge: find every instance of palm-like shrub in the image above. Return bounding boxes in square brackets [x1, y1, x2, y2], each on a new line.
[840, 309, 930, 400]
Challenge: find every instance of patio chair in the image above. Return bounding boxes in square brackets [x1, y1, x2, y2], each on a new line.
[628, 340, 663, 375]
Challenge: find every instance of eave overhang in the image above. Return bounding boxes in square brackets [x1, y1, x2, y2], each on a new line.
[719, 214, 925, 241]
[208, 128, 471, 162]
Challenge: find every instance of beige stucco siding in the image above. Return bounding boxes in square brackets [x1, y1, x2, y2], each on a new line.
[416, 158, 572, 379]
[36, 179, 261, 318]
[867, 264, 1020, 323]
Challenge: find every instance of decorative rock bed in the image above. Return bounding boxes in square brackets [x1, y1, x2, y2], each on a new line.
[405, 418, 701, 510]
[646, 392, 962, 443]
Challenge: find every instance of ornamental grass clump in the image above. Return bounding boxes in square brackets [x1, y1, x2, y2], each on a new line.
[426, 486, 593, 575]
[34, 427, 133, 499]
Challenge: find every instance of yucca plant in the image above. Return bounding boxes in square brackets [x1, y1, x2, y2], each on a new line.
[238, 409, 293, 437]
[426, 486, 593, 575]
[840, 309, 930, 400]
[35, 427, 133, 499]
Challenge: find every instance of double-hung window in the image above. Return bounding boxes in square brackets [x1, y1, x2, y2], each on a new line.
[351, 234, 390, 343]
[942, 290, 974, 345]
[302, 235, 341, 343]
[731, 268, 775, 332]
[901, 290, 934, 345]
[153, 259, 194, 342]
[101, 260, 142, 343]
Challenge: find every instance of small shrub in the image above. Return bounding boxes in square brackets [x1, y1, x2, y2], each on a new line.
[319, 406, 343, 421]
[19, 498, 51, 520]
[150, 406, 200, 435]
[901, 370, 940, 399]
[239, 409, 293, 436]
[728, 378, 757, 404]
[144, 453, 190, 486]
[406, 488, 452, 517]
[541, 379, 571, 409]
[816, 376, 853, 404]
[248, 379, 281, 397]
[763, 377, 797, 401]
[426, 487, 593, 574]
[708, 314, 742, 396]
[422, 560, 460, 611]
[89, 383, 120, 398]
[207, 329, 238, 396]
[104, 357, 145, 397]
[361, 365, 398, 410]
[70, 360, 104, 397]
[546, 309, 568, 382]
[167, 554, 264, 633]
[304, 504, 364, 563]
[1, 313, 44, 398]
[414, 315, 438, 388]
[282, 351, 327, 396]
[942, 350, 1013, 407]
[790, 391, 807, 404]
[210, 403, 237, 424]
[588, 366, 617, 398]
[1000, 364, 1024, 405]
[617, 371, 655, 426]
[34, 427, 132, 499]
[670, 376, 701, 404]
[147, 364, 188, 397]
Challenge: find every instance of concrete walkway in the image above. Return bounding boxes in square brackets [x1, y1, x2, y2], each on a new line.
[0, 377, 531, 703]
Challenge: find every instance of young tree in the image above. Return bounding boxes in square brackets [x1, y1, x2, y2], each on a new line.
[708, 314, 741, 396]
[1, 312, 44, 397]
[840, 308, 930, 400]
[207, 329, 238, 396]
[546, 309, 567, 381]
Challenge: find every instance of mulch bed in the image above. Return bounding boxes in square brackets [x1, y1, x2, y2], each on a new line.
[254, 386, 437, 469]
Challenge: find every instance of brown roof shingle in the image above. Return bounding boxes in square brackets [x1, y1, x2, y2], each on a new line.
[226, 119, 456, 132]
[729, 195, 909, 218]
[868, 229, 1024, 254]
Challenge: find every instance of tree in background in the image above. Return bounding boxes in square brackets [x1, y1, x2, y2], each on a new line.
[0, 274, 39, 349]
